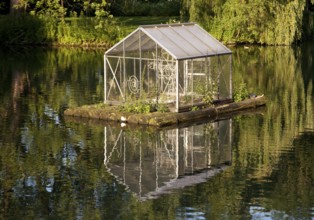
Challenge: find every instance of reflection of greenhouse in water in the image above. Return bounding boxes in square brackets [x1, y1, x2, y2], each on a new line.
[104, 119, 232, 200]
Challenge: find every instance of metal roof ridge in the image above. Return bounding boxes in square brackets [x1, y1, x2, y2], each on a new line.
[140, 22, 196, 29]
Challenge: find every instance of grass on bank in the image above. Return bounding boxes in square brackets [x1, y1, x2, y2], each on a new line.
[0, 15, 180, 47]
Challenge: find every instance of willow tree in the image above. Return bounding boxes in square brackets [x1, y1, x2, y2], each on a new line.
[183, 0, 306, 45]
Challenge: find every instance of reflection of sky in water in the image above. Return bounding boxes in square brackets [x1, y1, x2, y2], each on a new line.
[13, 176, 37, 198]
[44, 104, 60, 125]
[176, 207, 206, 220]
[62, 143, 78, 167]
[13, 176, 55, 196]
[20, 127, 33, 153]
[25, 176, 36, 187]
[45, 178, 54, 193]
[249, 206, 291, 220]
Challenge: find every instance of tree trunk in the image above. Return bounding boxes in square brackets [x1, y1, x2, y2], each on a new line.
[10, 0, 21, 15]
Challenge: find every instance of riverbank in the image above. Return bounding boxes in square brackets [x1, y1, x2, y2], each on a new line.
[64, 95, 266, 127]
[0, 15, 178, 47]
[2, 13, 313, 48]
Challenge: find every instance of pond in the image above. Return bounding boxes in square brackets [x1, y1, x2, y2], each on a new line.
[0, 44, 313, 219]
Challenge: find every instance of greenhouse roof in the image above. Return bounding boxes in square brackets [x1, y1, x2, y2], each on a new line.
[105, 23, 232, 60]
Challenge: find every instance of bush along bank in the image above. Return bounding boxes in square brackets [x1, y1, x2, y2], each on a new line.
[0, 15, 123, 47]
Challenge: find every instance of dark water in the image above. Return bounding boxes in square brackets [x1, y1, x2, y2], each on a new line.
[0, 44, 313, 219]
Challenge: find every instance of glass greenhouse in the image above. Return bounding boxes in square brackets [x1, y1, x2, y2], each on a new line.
[104, 23, 232, 112]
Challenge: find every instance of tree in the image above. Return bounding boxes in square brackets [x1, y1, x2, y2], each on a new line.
[10, 0, 21, 14]
[108, 0, 180, 16]
[183, 0, 306, 45]
[10, 0, 110, 19]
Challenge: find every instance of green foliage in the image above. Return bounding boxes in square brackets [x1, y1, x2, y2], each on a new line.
[27, 0, 67, 20]
[0, 15, 58, 45]
[0, 0, 118, 46]
[57, 17, 122, 46]
[202, 91, 215, 105]
[194, 76, 218, 105]
[120, 98, 171, 113]
[110, 0, 180, 16]
[12, 0, 111, 19]
[233, 82, 249, 102]
[0, 14, 177, 47]
[121, 101, 155, 113]
[156, 103, 169, 113]
[0, 15, 122, 46]
[190, 106, 199, 111]
[184, 0, 306, 45]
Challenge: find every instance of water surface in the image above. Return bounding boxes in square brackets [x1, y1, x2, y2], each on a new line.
[0, 44, 313, 219]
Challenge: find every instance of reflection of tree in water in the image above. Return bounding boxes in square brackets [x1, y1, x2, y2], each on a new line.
[0, 70, 31, 145]
[264, 131, 314, 217]
[0, 45, 313, 219]
[0, 47, 105, 147]
[11, 71, 30, 110]
[232, 46, 314, 174]
[11, 71, 30, 128]
[225, 45, 314, 218]
[0, 48, 107, 219]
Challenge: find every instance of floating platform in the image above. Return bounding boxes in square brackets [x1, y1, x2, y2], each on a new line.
[64, 95, 266, 127]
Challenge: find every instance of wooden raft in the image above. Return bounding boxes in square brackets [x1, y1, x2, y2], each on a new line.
[64, 95, 266, 127]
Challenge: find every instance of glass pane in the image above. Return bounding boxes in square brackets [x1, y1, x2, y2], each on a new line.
[158, 27, 198, 58]
[106, 41, 124, 56]
[124, 30, 140, 57]
[174, 26, 209, 57]
[143, 28, 186, 59]
[106, 57, 125, 103]
[141, 36, 156, 59]
[189, 25, 231, 55]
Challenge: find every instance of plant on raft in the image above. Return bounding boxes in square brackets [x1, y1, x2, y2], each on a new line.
[120, 100, 154, 113]
[156, 103, 169, 113]
[233, 82, 249, 102]
[194, 76, 218, 105]
[121, 100, 171, 113]
[202, 89, 217, 105]
[190, 106, 199, 111]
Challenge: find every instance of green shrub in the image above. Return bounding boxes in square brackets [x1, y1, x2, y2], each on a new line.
[121, 101, 155, 113]
[0, 15, 57, 45]
[156, 103, 169, 113]
[111, 0, 180, 16]
[191, 106, 199, 111]
[0, 15, 122, 47]
[233, 82, 249, 102]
